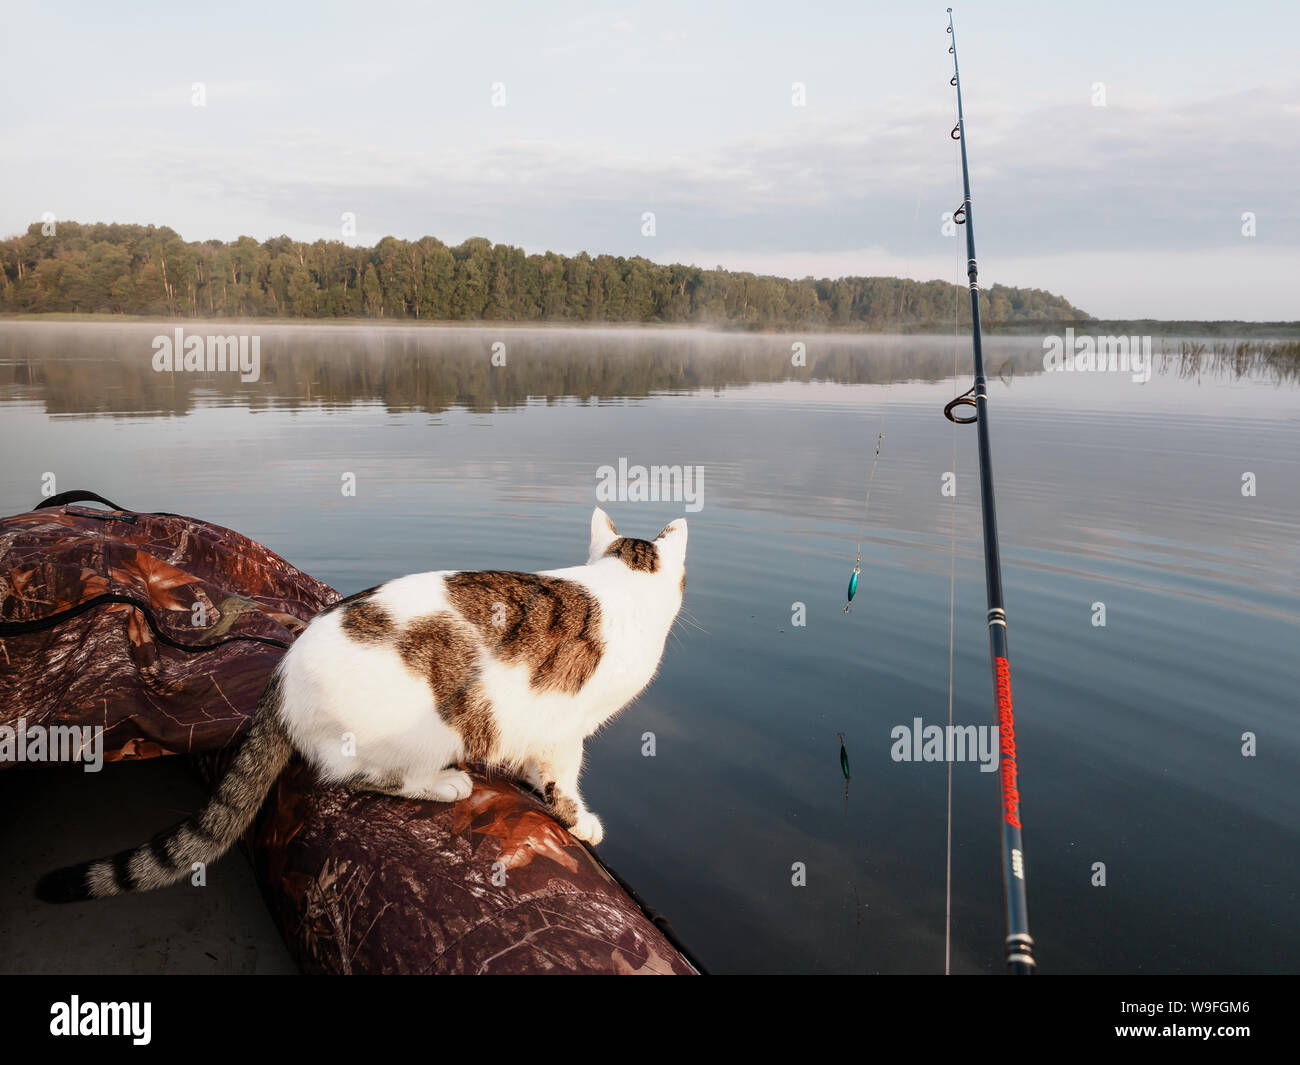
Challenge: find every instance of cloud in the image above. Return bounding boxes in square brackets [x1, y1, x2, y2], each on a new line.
[91, 78, 1293, 256]
[4, 54, 1295, 318]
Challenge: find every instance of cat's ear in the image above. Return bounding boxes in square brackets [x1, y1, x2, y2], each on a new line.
[589, 507, 619, 562]
[655, 518, 688, 560]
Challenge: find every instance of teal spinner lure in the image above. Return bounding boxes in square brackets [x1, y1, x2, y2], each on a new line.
[844, 427, 884, 614]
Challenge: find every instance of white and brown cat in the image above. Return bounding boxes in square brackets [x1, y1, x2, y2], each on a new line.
[37, 507, 686, 902]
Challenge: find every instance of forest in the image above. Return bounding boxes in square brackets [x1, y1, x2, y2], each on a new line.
[0, 221, 1090, 330]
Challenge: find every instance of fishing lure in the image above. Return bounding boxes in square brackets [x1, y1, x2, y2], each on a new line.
[837, 731, 851, 815]
[845, 427, 883, 614]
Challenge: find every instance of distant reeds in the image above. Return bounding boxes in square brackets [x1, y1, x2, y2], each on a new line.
[1163, 340, 1300, 386]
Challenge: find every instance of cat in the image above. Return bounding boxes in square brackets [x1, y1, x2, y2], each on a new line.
[36, 507, 687, 903]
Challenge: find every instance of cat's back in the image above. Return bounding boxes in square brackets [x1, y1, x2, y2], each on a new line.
[296, 567, 607, 657]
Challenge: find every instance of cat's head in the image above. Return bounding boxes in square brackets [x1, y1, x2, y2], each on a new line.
[588, 507, 687, 590]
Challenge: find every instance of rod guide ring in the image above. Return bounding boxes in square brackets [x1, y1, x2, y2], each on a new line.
[944, 387, 978, 424]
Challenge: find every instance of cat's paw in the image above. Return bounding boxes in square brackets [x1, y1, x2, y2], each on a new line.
[427, 769, 473, 802]
[569, 809, 604, 846]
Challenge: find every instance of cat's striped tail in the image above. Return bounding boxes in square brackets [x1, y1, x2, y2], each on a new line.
[35, 668, 293, 903]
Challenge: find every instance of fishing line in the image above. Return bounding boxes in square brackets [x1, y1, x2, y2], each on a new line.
[842, 181, 921, 614]
[844, 424, 885, 614]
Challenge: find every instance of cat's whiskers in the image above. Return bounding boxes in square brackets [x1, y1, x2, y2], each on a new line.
[673, 606, 709, 636]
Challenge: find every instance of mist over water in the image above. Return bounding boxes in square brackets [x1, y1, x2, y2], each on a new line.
[2, 322, 1297, 973]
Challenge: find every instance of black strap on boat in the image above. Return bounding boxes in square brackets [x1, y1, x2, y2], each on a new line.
[8, 492, 289, 650]
[0, 591, 291, 651]
[34, 489, 130, 512]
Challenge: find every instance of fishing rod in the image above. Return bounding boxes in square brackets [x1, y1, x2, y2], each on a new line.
[942, 8, 1036, 975]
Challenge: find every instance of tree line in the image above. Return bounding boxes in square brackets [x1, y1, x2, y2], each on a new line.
[0, 221, 1089, 329]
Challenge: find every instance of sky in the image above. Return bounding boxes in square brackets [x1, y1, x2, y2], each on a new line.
[3, 0, 1298, 320]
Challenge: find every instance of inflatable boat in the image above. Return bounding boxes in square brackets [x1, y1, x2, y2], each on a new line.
[0, 491, 700, 975]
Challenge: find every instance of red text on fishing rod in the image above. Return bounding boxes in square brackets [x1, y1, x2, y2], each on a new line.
[995, 657, 1021, 829]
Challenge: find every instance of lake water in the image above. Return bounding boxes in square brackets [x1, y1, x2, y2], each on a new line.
[1, 321, 1296, 974]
